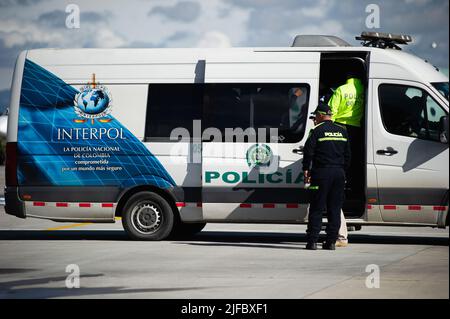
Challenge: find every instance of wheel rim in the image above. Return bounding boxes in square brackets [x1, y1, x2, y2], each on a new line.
[130, 201, 162, 235]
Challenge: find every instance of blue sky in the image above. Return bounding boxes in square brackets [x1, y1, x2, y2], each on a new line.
[0, 0, 449, 111]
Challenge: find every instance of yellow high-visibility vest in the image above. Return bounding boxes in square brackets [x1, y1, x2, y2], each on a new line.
[328, 78, 364, 127]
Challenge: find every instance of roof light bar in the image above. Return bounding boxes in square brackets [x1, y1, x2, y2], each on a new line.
[356, 32, 412, 50]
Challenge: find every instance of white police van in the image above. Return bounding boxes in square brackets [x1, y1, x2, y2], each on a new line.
[4, 32, 449, 240]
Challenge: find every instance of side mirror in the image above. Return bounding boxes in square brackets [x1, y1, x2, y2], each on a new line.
[439, 116, 449, 144]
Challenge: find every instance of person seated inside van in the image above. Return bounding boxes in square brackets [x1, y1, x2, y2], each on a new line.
[399, 96, 425, 138]
[288, 87, 308, 136]
[384, 86, 426, 139]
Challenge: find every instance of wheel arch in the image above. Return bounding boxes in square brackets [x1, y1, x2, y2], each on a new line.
[115, 185, 180, 221]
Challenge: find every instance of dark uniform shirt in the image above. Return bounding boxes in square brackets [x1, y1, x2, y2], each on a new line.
[302, 120, 351, 172]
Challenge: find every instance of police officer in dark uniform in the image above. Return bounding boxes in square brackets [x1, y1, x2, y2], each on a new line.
[303, 102, 351, 250]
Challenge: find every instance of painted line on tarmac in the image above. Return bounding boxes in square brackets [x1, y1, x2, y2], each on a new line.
[45, 223, 93, 231]
[45, 217, 122, 231]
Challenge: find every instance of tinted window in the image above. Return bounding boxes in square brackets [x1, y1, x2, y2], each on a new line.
[378, 84, 448, 142]
[204, 83, 310, 143]
[425, 95, 448, 142]
[432, 82, 449, 101]
[145, 84, 202, 141]
[203, 84, 251, 135]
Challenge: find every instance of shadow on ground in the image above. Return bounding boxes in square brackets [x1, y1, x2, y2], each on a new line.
[0, 272, 210, 299]
[0, 230, 448, 246]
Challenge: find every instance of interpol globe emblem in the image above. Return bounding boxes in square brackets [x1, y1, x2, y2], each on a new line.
[74, 75, 112, 119]
[246, 144, 273, 168]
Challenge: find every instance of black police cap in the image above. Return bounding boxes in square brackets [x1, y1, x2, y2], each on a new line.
[311, 101, 333, 116]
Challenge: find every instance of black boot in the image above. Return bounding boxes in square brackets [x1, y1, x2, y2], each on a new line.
[322, 241, 336, 250]
[306, 242, 318, 250]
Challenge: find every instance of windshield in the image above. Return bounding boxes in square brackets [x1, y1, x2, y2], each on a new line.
[432, 82, 449, 101]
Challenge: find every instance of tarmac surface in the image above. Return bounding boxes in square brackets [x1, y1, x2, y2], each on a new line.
[0, 211, 448, 299]
[0, 166, 448, 299]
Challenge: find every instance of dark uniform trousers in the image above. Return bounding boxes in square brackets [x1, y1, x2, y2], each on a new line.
[307, 167, 346, 243]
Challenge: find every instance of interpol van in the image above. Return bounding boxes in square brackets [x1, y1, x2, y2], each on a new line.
[4, 32, 449, 240]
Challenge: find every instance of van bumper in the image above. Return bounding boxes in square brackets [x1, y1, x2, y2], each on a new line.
[4, 187, 26, 218]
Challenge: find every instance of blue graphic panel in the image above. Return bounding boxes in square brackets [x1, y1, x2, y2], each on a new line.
[18, 59, 175, 189]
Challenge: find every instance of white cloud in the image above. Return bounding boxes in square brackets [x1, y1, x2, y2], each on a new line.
[0, 19, 63, 47]
[300, 0, 329, 18]
[149, 1, 201, 23]
[196, 31, 232, 47]
[0, 17, 126, 49]
[94, 28, 126, 48]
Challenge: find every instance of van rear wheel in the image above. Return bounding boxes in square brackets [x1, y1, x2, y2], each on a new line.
[122, 191, 174, 241]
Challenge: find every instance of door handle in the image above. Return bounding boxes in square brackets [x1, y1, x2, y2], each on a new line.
[376, 148, 398, 156]
[292, 146, 304, 155]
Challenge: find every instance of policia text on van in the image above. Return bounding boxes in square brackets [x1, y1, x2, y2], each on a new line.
[5, 32, 449, 240]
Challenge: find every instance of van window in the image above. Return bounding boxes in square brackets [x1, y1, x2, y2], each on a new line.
[145, 84, 202, 141]
[378, 84, 448, 142]
[432, 82, 449, 101]
[425, 96, 447, 141]
[204, 83, 310, 143]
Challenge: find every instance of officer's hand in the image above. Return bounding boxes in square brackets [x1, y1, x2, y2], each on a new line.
[304, 170, 311, 184]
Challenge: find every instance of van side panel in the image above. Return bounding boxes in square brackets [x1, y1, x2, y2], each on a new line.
[12, 59, 177, 221]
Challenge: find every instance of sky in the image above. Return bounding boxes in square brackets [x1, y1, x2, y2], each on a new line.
[0, 0, 449, 112]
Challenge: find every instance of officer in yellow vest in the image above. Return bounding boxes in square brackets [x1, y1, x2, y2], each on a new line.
[328, 76, 364, 127]
[328, 74, 365, 200]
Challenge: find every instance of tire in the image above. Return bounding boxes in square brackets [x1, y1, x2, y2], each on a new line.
[171, 222, 207, 239]
[122, 191, 174, 241]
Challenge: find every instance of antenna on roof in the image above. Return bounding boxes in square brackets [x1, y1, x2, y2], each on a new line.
[356, 32, 412, 50]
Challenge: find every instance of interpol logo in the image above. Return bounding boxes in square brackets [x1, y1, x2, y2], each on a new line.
[246, 144, 273, 168]
[73, 74, 112, 120]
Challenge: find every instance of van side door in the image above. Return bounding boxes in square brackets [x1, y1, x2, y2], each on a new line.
[201, 52, 320, 222]
[372, 79, 449, 224]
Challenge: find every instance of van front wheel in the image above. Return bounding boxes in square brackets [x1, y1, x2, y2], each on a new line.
[122, 191, 174, 241]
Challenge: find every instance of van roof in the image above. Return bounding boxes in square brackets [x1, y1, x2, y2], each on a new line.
[25, 46, 448, 84]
